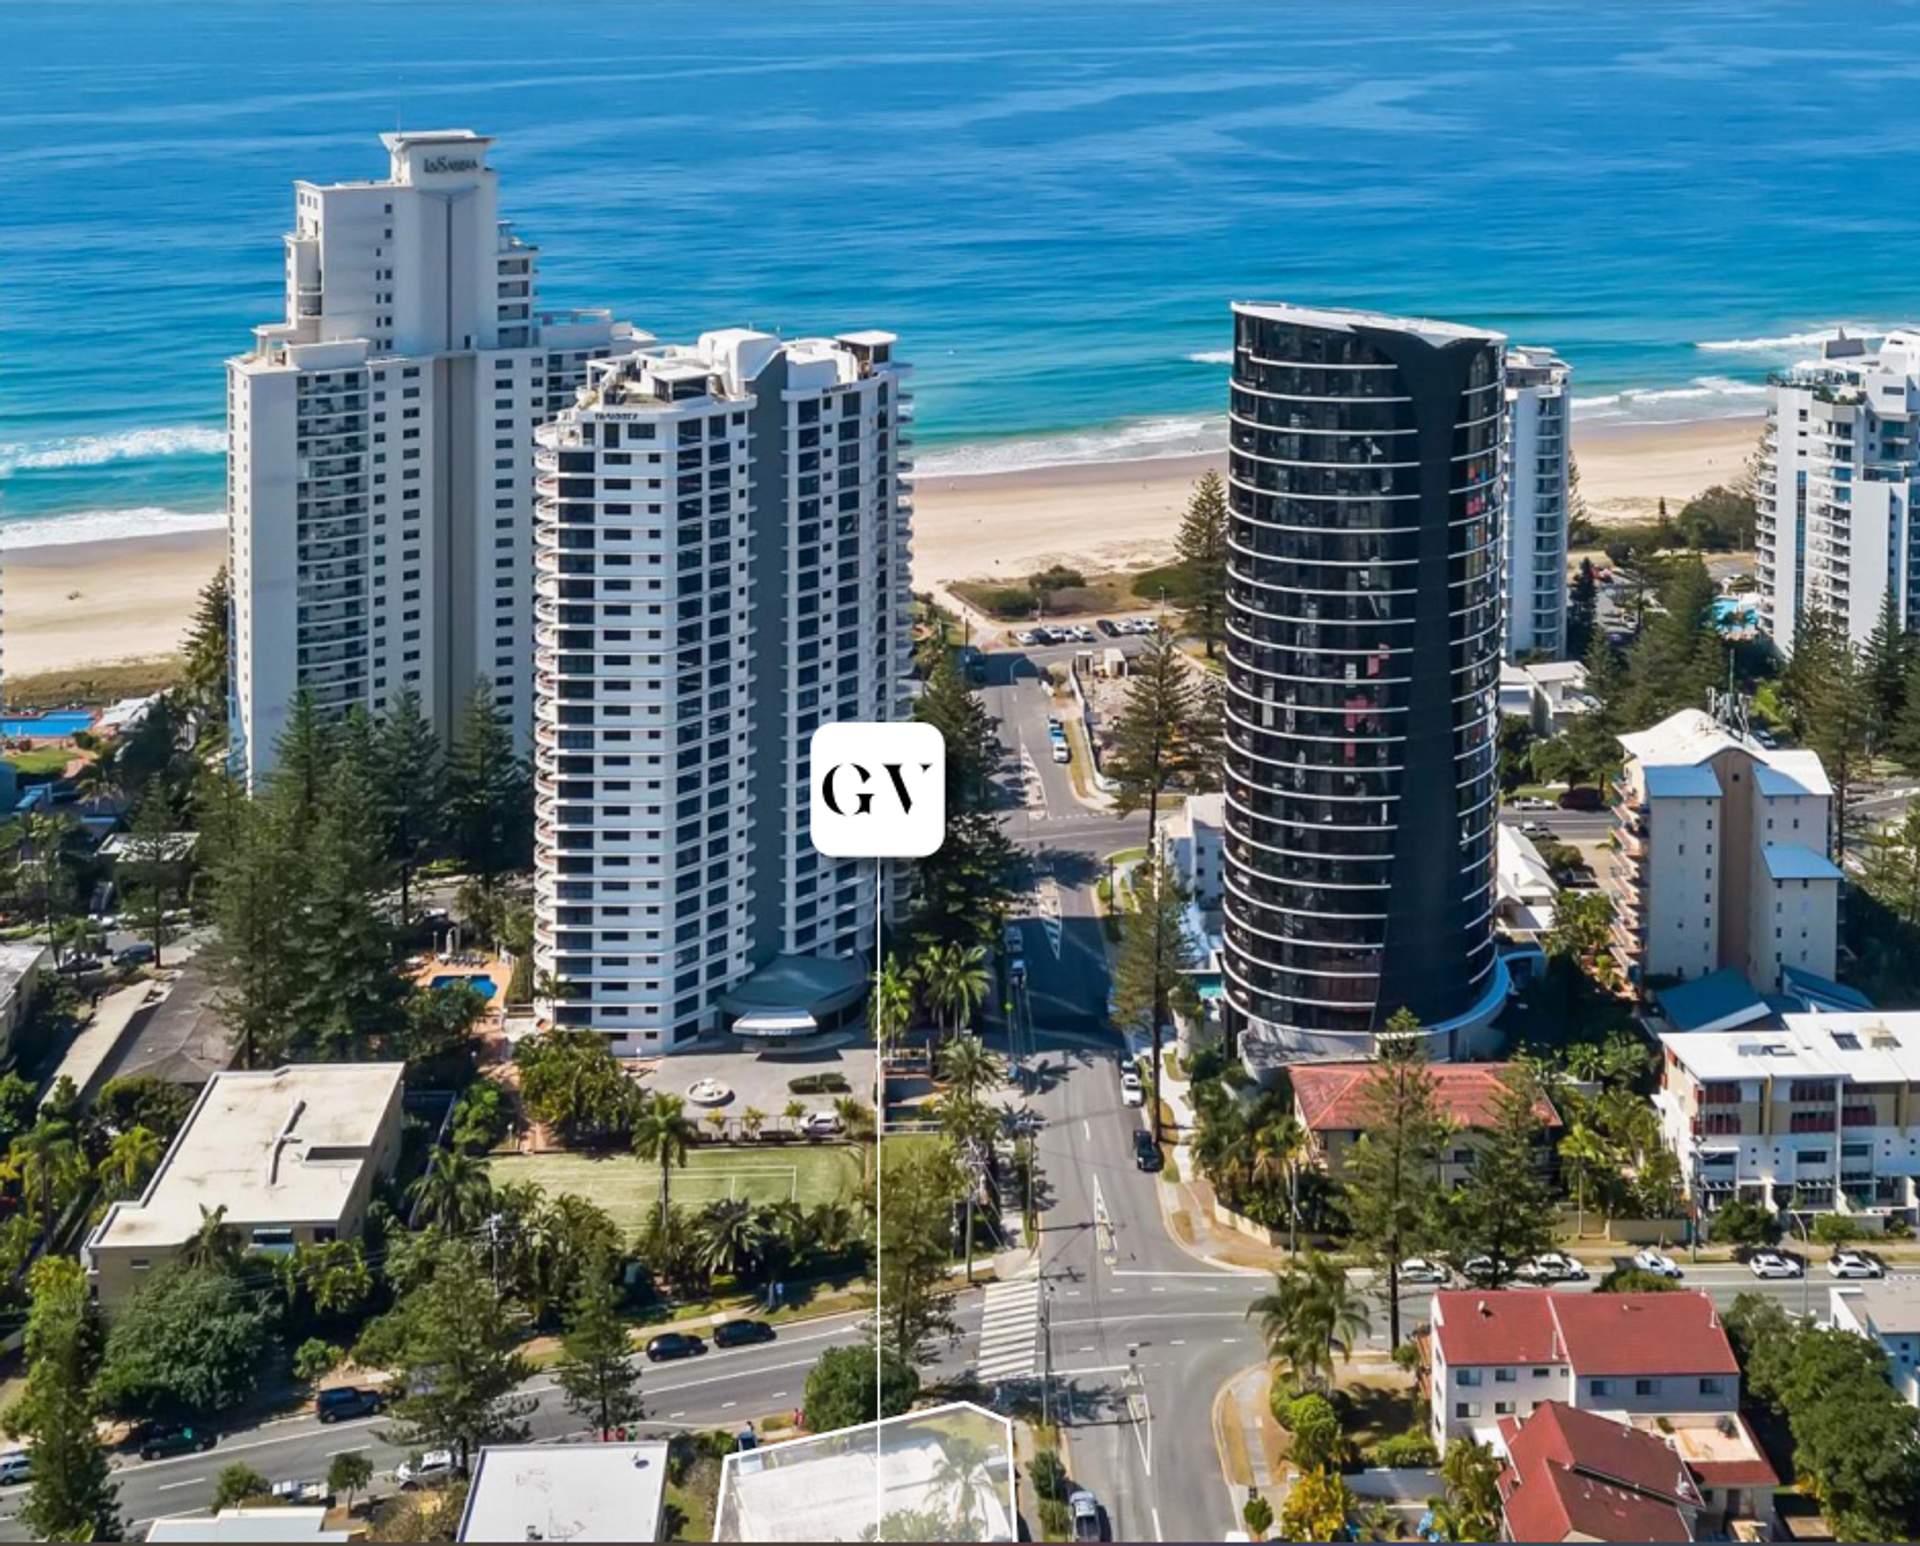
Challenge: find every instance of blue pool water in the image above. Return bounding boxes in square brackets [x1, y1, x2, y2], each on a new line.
[3, 3, 1919, 548]
[0, 712, 94, 738]
[431, 975, 499, 1000]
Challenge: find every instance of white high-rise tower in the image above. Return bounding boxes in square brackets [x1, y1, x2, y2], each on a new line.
[532, 329, 912, 1054]
[1503, 346, 1571, 660]
[226, 130, 635, 780]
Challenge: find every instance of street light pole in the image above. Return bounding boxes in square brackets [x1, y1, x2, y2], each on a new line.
[1040, 1280, 1055, 1430]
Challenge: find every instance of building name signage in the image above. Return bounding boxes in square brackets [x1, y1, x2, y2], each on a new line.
[423, 155, 480, 174]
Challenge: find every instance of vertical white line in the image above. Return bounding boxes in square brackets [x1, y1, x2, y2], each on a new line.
[873, 855, 884, 1538]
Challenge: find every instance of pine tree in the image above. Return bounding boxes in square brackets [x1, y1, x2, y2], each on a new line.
[376, 690, 445, 925]
[1443, 1067, 1557, 1287]
[1174, 470, 1229, 658]
[446, 678, 532, 887]
[1341, 1019, 1448, 1350]
[7, 1258, 122, 1543]
[1105, 624, 1205, 844]
[1566, 559, 1598, 660]
[1619, 554, 1722, 727]
[1894, 648, 1920, 774]
[553, 1259, 643, 1435]
[268, 689, 332, 823]
[911, 651, 1018, 948]
[1784, 608, 1870, 855]
[119, 778, 184, 967]
[201, 773, 303, 1069]
[1111, 858, 1199, 1142]
[1861, 588, 1911, 733]
[180, 564, 231, 730]
[296, 749, 403, 1058]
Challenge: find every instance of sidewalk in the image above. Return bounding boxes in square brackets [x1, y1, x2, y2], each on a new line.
[1212, 1363, 1284, 1532]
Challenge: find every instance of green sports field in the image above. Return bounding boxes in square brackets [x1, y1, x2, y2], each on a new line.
[490, 1145, 865, 1235]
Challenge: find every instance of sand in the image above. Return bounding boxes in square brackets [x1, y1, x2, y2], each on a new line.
[0, 415, 1763, 678]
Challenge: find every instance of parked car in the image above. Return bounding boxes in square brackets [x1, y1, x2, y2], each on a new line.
[272, 1478, 328, 1505]
[1558, 786, 1605, 811]
[1052, 740, 1071, 764]
[1828, 1250, 1885, 1280]
[647, 1332, 708, 1362]
[115, 942, 157, 968]
[1013, 630, 1038, 646]
[0, 1451, 31, 1487]
[1632, 1248, 1682, 1278]
[1132, 1129, 1163, 1172]
[138, 1425, 217, 1462]
[801, 1110, 842, 1137]
[1096, 618, 1120, 637]
[1753, 729, 1778, 749]
[1519, 821, 1552, 839]
[1518, 1252, 1589, 1283]
[1071, 624, 1095, 643]
[1460, 1254, 1498, 1284]
[1069, 1489, 1105, 1542]
[1513, 795, 1556, 811]
[396, 1449, 460, 1489]
[714, 1318, 777, 1349]
[1398, 1257, 1451, 1286]
[1747, 1250, 1802, 1280]
[1032, 626, 1059, 645]
[316, 1386, 384, 1423]
[1119, 1068, 1145, 1107]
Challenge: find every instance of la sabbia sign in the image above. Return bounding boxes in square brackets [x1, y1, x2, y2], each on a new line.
[422, 155, 481, 174]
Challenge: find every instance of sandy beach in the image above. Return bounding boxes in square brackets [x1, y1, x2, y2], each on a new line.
[0, 415, 1761, 679]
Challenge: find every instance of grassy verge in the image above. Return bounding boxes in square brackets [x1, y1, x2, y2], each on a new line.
[5, 657, 184, 709]
[6, 747, 76, 776]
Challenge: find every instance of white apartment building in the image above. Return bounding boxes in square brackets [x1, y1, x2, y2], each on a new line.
[532, 329, 911, 1054]
[1757, 329, 1920, 655]
[227, 130, 634, 781]
[1503, 346, 1572, 660]
[1611, 706, 1838, 990]
[1658, 1013, 1920, 1220]
[1830, 1281, 1920, 1406]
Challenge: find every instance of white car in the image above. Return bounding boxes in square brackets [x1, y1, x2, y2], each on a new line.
[1520, 821, 1552, 839]
[1518, 1252, 1589, 1283]
[1632, 1248, 1682, 1278]
[1013, 630, 1038, 646]
[1513, 796, 1555, 811]
[802, 1110, 842, 1137]
[1398, 1257, 1450, 1286]
[1460, 1254, 1499, 1284]
[1052, 740, 1071, 764]
[0, 1451, 30, 1486]
[1119, 1069, 1145, 1107]
[1069, 1489, 1102, 1542]
[1747, 1250, 1802, 1280]
[397, 1449, 459, 1489]
[1828, 1250, 1884, 1280]
[1071, 624, 1095, 643]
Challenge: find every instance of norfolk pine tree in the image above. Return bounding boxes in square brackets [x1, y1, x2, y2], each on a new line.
[1443, 1066, 1557, 1287]
[554, 1257, 644, 1434]
[1173, 470, 1229, 658]
[1111, 859, 1199, 1143]
[6, 1258, 121, 1543]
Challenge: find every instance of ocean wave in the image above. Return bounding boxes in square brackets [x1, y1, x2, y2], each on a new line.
[1185, 349, 1233, 365]
[917, 415, 1227, 478]
[0, 425, 224, 475]
[1573, 375, 1768, 422]
[1695, 323, 1905, 354]
[0, 507, 224, 550]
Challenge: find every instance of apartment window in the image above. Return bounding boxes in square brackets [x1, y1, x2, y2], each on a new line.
[1588, 1379, 1612, 1398]
[1531, 1368, 1551, 1379]
[1634, 1379, 1659, 1397]
[1494, 1368, 1516, 1384]
[1700, 1377, 1725, 1396]
[1454, 1402, 1480, 1420]
[1456, 1369, 1482, 1387]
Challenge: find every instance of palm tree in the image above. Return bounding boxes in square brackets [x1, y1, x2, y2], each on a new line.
[632, 1092, 697, 1231]
[871, 953, 916, 1055]
[179, 1203, 244, 1271]
[938, 1034, 1002, 1108]
[3, 1119, 84, 1244]
[1558, 1121, 1613, 1239]
[1247, 1253, 1372, 1395]
[930, 1433, 998, 1536]
[833, 1095, 876, 1144]
[407, 1147, 493, 1234]
[914, 942, 990, 1040]
[96, 1124, 164, 1199]
[16, 810, 76, 953]
[697, 1197, 766, 1281]
[782, 1099, 807, 1133]
[741, 1106, 767, 1141]
[1250, 1115, 1310, 1252]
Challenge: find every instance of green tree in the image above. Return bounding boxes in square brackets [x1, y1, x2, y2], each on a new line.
[1497, 714, 1536, 796]
[118, 779, 186, 967]
[1341, 1022, 1447, 1349]
[1111, 858, 1199, 1141]
[445, 678, 532, 887]
[912, 941, 989, 1040]
[1705, 1198, 1780, 1250]
[696, 1197, 768, 1282]
[210, 1464, 271, 1511]
[296, 744, 404, 1056]
[871, 954, 915, 1056]
[383, 1239, 532, 1472]
[2, 1116, 85, 1245]
[1105, 624, 1207, 850]
[4, 1258, 121, 1543]
[910, 650, 1019, 949]
[1247, 1253, 1371, 1396]
[1782, 606, 1871, 855]
[1863, 588, 1912, 732]
[1279, 1469, 1353, 1544]
[177, 1203, 244, 1272]
[200, 771, 303, 1068]
[1565, 558, 1598, 659]
[328, 1451, 374, 1516]
[553, 1260, 643, 1435]
[1285, 1392, 1350, 1472]
[95, 1124, 164, 1201]
[632, 1092, 698, 1231]
[94, 1264, 271, 1420]
[1557, 1120, 1613, 1238]
[937, 1032, 1001, 1109]
[876, 1140, 965, 1361]
[1437, 1437, 1503, 1542]
[374, 689, 445, 925]
[1173, 469, 1229, 657]
[408, 1147, 494, 1234]
[180, 565, 232, 727]
[803, 1342, 919, 1432]
[95, 1074, 193, 1141]
[1443, 1067, 1557, 1286]
[1243, 1492, 1275, 1541]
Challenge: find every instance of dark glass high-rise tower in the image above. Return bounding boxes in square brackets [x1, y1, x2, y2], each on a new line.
[1220, 303, 1506, 1063]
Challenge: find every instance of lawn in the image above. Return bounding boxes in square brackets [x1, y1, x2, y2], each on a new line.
[5, 747, 75, 777]
[491, 1145, 865, 1234]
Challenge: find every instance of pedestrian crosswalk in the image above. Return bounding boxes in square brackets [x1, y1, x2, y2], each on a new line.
[975, 1272, 1042, 1381]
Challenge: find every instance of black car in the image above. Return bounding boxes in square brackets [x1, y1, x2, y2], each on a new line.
[115, 942, 157, 968]
[1095, 618, 1120, 637]
[646, 1331, 708, 1363]
[713, 1319, 776, 1350]
[1132, 1129, 1163, 1172]
[316, 1386, 384, 1423]
[139, 1425, 216, 1461]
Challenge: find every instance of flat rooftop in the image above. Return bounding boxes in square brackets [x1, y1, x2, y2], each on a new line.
[1663, 1011, 1920, 1083]
[458, 1442, 668, 1543]
[1833, 1277, 1920, 1334]
[1233, 299, 1504, 348]
[90, 1063, 403, 1252]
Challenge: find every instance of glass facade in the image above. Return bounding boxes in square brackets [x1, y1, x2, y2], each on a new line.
[1221, 305, 1503, 1053]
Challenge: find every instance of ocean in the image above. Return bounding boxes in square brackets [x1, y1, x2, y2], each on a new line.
[3, 0, 1918, 547]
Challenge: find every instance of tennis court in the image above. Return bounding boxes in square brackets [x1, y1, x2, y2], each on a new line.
[490, 1145, 864, 1235]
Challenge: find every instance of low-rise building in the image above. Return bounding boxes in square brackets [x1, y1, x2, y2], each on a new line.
[1500, 659, 1595, 737]
[1496, 1401, 1704, 1543]
[458, 1442, 669, 1542]
[0, 941, 48, 1068]
[147, 1508, 347, 1543]
[1157, 792, 1224, 912]
[1611, 707, 1837, 992]
[84, 1063, 405, 1305]
[1656, 1012, 1920, 1220]
[1830, 1280, 1920, 1406]
[1291, 1060, 1560, 1185]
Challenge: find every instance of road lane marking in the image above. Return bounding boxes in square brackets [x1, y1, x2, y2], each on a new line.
[325, 1445, 368, 1457]
[722, 1401, 737, 1409]
[670, 1411, 687, 1418]
[1083, 1120, 1090, 1140]
[154, 1477, 206, 1492]
[1153, 1506, 1164, 1541]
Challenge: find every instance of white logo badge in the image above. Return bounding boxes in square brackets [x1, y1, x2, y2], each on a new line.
[808, 722, 946, 858]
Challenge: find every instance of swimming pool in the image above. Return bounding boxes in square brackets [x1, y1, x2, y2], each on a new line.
[1, 712, 95, 738]
[430, 974, 499, 1000]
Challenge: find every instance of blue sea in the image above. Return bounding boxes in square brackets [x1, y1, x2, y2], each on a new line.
[4, 0, 1920, 547]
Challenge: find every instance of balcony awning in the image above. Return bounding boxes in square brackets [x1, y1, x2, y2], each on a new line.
[731, 1011, 820, 1040]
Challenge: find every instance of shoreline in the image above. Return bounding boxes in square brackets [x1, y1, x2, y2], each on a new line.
[0, 414, 1762, 680]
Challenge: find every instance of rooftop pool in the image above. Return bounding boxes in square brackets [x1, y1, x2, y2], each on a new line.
[1, 711, 95, 738]
[430, 974, 499, 1000]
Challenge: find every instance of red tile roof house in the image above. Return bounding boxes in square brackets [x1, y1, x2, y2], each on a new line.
[1430, 1291, 1777, 1536]
[1496, 1401, 1704, 1542]
[1290, 1061, 1561, 1185]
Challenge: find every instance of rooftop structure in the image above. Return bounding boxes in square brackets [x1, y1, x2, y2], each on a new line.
[1612, 707, 1837, 993]
[146, 1507, 348, 1542]
[1292, 1060, 1559, 1183]
[1496, 1401, 1703, 1543]
[1830, 1279, 1920, 1405]
[457, 1441, 669, 1542]
[85, 1064, 404, 1304]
